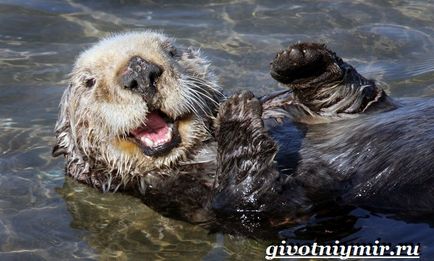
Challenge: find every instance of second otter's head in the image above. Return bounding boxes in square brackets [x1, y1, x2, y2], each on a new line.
[53, 31, 223, 188]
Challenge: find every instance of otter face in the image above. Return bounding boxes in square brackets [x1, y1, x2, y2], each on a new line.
[53, 31, 223, 185]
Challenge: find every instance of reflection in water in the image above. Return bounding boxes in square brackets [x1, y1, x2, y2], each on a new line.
[58, 178, 360, 259]
[1, 0, 434, 259]
[59, 178, 434, 259]
[58, 178, 266, 260]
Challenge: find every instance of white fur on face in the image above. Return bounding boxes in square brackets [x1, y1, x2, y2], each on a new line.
[54, 31, 223, 186]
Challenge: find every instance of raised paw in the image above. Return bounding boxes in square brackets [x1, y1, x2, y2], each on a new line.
[270, 42, 337, 85]
[215, 90, 274, 158]
[213, 91, 281, 213]
[216, 90, 263, 129]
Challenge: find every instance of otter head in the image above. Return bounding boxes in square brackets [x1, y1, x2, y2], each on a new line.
[270, 43, 382, 114]
[53, 31, 223, 188]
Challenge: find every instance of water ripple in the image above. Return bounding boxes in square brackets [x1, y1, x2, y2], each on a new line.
[1, 0, 434, 259]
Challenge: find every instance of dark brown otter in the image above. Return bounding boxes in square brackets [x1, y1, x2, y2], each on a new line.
[54, 34, 434, 236]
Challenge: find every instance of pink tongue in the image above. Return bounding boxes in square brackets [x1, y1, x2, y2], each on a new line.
[145, 112, 168, 130]
[132, 112, 170, 143]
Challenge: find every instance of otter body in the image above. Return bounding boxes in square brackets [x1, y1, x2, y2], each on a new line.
[266, 95, 434, 212]
[134, 93, 434, 227]
[54, 32, 434, 232]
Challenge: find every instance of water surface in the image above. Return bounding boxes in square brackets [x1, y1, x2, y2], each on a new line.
[0, 0, 433, 260]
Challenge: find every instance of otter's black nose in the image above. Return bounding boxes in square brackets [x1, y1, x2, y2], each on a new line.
[122, 56, 163, 97]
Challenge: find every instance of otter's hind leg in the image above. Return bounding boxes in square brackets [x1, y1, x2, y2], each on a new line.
[212, 91, 282, 212]
[270, 43, 395, 115]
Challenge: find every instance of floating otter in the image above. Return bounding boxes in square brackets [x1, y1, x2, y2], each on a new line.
[53, 32, 434, 232]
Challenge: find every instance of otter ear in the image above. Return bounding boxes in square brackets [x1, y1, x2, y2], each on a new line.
[184, 47, 202, 60]
[52, 84, 73, 157]
[181, 47, 213, 76]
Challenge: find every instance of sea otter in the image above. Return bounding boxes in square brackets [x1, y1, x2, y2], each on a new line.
[53, 32, 434, 230]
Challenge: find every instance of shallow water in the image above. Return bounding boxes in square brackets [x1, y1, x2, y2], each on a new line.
[0, 0, 433, 260]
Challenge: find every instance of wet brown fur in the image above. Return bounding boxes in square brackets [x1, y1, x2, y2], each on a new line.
[54, 34, 434, 234]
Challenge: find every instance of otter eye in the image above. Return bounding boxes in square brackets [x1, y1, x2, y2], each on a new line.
[168, 47, 177, 58]
[85, 78, 96, 88]
[162, 40, 177, 58]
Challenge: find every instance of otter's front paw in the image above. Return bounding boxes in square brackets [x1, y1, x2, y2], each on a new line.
[213, 91, 280, 213]
[215, 90, 276, 162]
[270, 42, 334, 84]
[216, 90, 262, 127]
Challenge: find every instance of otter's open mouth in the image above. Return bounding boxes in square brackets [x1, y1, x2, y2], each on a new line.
[129, 111, 181, 156]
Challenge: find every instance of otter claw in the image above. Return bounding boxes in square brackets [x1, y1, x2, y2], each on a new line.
[217, 90, 262, 125]
[270, 42, 329, 84]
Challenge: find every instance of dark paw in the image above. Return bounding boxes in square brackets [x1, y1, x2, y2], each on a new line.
[270, 42, 334, 84]
[216, 90, 262, 127]
[214, 91, 281, 213]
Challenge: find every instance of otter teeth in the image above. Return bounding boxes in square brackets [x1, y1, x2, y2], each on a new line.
[131, 112, 176, 150]
[139, 125, 173, 148]
[142, 137, 155, 147]
[154, 126, 173, 146]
